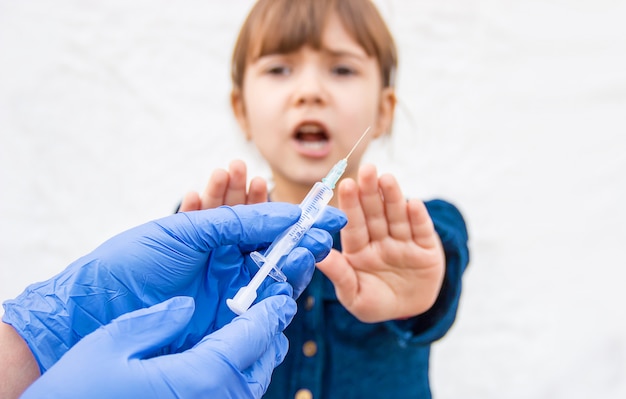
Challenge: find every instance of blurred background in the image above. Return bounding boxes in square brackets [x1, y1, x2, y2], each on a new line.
[1, 0, 625, 397]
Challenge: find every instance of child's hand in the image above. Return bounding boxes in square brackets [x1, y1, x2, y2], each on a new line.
[178, 160, 268, 212]
[317, 164, 445, 323]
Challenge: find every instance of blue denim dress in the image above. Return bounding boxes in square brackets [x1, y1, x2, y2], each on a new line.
[264, 199, 470, 399]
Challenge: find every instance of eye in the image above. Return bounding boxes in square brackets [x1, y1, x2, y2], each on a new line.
[332, 65, 356, 76]
[266, 65, 291, 76]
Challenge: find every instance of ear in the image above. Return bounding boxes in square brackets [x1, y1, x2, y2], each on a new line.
[373, 86, 396, 139]
[231, 88, 251, 140]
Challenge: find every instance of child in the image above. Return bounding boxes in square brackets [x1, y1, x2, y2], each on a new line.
[179, 0, 470, 397]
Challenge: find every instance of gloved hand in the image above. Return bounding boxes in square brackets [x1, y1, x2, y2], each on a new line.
[2, 203, 346, 373]
[21, 291, 296, 399]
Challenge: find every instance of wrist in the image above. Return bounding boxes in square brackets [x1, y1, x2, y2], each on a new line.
[0, 322, 41, 398]
[2, 287, 75, 372]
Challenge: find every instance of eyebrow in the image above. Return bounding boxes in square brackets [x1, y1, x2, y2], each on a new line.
[255, 45, 369, 62]
[321, 46, 369, 61]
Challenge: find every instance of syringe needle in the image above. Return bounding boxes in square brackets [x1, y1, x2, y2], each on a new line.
[345, 126, 371, 160]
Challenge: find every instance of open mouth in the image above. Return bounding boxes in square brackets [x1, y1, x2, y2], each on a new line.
[294, 123, 329, 151]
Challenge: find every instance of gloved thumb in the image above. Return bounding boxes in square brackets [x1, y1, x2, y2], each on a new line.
[100, 296, 196, 358]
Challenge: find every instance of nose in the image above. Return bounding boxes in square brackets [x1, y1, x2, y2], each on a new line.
[293, 66, 327, 107]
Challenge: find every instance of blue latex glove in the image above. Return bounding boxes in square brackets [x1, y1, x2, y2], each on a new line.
[2, 203, 346, 373]
[21, 292, 296, 399]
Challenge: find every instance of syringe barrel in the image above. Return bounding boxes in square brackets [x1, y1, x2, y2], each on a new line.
[227, 181, 335, 315]
[263, 181, 334, 268]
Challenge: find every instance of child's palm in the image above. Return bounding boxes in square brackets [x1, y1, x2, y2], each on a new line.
[317, 165, 445, 323]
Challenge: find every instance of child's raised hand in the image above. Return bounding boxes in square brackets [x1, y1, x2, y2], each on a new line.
[317, 164, 445, 323]
[178, 160, 268, 212]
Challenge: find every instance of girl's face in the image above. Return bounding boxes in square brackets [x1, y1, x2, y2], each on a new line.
[232, 12, 395, 200]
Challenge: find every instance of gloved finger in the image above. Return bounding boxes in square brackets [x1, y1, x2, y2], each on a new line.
[252, 244, 317, 301]
[281, 247, 316, 298]
[103, 296, 195, 357]
[238, 228, 331, 281]
[258, 281, 293, 298]
[244, 333, 290, 398]
[256, 281, 294, 304]
[234, 206, 346, 256]
[162, 203, 302, 252]
[253, 247, 314, 301]
[311, 206, 347, 234]
[299, 227, 334, 262]
[189, 294, 296, 371]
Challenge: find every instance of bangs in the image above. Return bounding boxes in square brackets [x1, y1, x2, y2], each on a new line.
[232, 0, 397, 88]
[247, 0, 329, 59]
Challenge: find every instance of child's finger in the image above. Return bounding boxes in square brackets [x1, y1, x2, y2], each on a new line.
[202, 168, 229, 209]
[379, 174, 412, 240]
[247, 177, 269, 204]
[223, 160, 248, 206]
[357, 164, 388, 241]
[407, 199, 438, 248]
[337, 178, 370, 253]
[179, 191, 202, 212]
[316, 250, 357, 306]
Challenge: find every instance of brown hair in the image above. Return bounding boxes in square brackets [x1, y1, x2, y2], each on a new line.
[231, 0, 397, 90]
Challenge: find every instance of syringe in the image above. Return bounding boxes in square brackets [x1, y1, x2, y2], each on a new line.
[226, 126, 371, 315]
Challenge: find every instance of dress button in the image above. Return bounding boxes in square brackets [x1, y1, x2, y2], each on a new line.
[295, 388, 313, 399]
[302, 340, 317, 357]
[305, 296, 315, 310]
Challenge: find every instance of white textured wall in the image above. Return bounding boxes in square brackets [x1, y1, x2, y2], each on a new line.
[1, 1, 625, 397]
